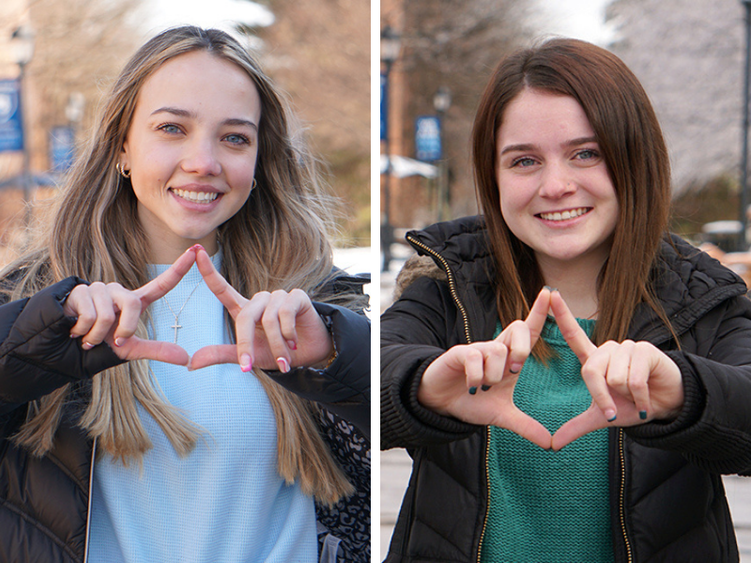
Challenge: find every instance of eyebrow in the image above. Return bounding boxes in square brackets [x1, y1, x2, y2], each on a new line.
[150, 107, 258, 131]
[499, 136, 598, 156]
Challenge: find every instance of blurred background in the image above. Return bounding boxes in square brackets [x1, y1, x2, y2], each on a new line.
[380, 0, 751, 559]
[379, 0, 751, 277]
[0, 0, 370, 273]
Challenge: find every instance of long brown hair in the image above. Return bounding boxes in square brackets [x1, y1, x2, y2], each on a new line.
[473, 38, 672, 345]
[4, 26, 361, 505]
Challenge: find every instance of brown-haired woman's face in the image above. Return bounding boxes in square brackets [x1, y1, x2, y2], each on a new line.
[120, 50, 261, 263]
[495, 89, 619, 275]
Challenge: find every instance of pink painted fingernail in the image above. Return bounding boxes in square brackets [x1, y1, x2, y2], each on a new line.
[191, 244, 205, 253]
[240, 354, 253, 373]
[287, 340, 297, 351]
[276, 357, 290, 373]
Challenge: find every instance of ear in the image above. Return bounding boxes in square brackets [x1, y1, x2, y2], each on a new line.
[120, 140, 130, 170]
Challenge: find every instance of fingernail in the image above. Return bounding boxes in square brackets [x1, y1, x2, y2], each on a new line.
[481, 385, 491, 392]
[276, 357, 290, 373]
[468, 386, 477, 395]
[509, 362, 522, 374]
[190, 244, 205, 252]
[606, 409, 617, 422]
[639, 410, 647, 420]
[70, 333, 78, 339]
[544, 286, 558, 292]
[287, 340, 297, 351]
[82, 342, 94, 351]
[240, 353, 253, 373]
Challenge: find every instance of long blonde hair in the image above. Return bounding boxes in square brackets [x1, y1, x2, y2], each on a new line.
[4, 26, 363, 505]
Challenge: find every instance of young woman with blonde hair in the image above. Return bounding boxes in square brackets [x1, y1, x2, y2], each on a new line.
[382, 38, 751, 562]
[0, 26, 369, 563]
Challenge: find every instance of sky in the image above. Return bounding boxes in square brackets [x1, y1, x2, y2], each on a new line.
[143, 0, 273, 37]
[533, 0, 616, 45]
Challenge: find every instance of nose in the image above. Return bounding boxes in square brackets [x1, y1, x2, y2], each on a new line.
[181, 138, 222, 177]
[538, 162, 576, 199]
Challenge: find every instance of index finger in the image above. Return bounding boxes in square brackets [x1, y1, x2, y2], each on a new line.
[195, 247, 248, 317]
[549, 290, 597, 363]
[135, 246, 197, 306]
[524, 287, 552, 345]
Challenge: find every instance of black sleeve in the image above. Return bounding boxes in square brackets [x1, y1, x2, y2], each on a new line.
[0, 277, 124, 415]
[265, 301, 371, 441]
[626, 296, 751, 474]
[381, 277, 482, 451]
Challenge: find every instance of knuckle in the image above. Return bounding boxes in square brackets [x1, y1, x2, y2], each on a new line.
[77, 312, 96, 326]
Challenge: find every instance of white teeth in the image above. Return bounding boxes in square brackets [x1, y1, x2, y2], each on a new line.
[539, 208, 588, 221]
[172, 189, 219, 203]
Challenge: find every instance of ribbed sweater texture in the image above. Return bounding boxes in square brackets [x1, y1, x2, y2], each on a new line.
[480, 317, 613, 563]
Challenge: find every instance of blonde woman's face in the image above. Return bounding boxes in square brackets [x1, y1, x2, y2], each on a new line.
[121, 50, 261, 263]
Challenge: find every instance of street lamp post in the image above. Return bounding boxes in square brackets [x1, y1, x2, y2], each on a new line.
[381, 25, 401, 272]
[433, 87, 451, 222]
[741, 0, 751, 250]
[10, 25, 35, 233]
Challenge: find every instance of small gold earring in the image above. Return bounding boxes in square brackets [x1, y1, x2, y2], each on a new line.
[116, 162, 131, 178]
[251, 178, 257, 190]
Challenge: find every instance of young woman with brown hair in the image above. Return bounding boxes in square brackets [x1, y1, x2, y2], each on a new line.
[0, 26, 369, 563]
[382, 38, 751, 562]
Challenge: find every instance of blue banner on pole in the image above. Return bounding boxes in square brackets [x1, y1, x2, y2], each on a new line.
[415, 115, 441, 161]
[49, 126, 76, 173]
[0, 79, 24, 153]
[380, 73, 388, 141]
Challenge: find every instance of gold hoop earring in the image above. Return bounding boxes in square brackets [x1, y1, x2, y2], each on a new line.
[251, 178, 257, 190]
[116, 162, 131, 178]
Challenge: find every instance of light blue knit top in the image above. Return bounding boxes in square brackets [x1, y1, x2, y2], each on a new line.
[87, 251, 317, 563]
[480, 317, 613, 563]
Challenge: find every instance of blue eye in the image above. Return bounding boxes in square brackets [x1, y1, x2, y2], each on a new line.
[576, 149, 598, 161]
[512, 157, 537, 168]
[157, 123, 181, 134]
[225, 134, 250, 146]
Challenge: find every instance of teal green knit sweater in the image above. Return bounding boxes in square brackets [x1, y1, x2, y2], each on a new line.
[480, 318, 613, 563]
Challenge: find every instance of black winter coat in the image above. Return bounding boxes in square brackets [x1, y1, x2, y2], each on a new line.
[381, 216, 751, 563]
[0, 273, 371, 563]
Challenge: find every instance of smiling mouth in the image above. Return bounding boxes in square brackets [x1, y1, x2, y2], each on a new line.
[170, 188, 219, 204]
[537, 207, 591, 221]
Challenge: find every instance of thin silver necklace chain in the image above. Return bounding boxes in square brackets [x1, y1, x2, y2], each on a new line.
[162, 278, 203, 343]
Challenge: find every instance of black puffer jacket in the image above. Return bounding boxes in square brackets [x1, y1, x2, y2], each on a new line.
[381, 216, 751, 563]
[0, 274, 370, 563]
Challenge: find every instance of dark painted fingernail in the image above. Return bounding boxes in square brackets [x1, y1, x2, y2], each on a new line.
[481, 385, 491, 392]
[544, 286, 558, 292]
[468, 386, 477, 395]
[639, 410, 647, 420]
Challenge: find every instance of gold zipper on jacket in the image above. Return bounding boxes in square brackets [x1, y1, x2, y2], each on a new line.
[618, 430, 633, 563]
[405, 235, 472, 345]
[83, 438, 97, 563]
[405, 234, 490, 561]
[477, 425, 491, 563]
